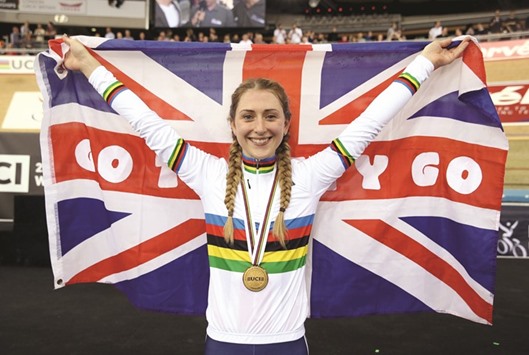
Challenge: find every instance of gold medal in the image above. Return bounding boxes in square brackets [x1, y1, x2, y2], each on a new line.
[243, 265, 269, 292]
[240, 169, 278, 293]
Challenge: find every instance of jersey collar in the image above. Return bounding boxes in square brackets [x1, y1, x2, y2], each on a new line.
[242, 154, 276, 174]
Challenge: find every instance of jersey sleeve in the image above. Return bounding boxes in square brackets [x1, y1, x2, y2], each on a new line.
[87, 66, 225, 196]
[330, 54, 434, 168]
[89, 66, 185, 169]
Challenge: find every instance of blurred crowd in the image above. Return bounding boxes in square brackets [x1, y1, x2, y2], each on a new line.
[426, 9, 529, 40]
[1, 8, 528, 54]
[1, 21, 58, 52]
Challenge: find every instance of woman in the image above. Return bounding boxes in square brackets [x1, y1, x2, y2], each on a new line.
[61, 35, 469, 354]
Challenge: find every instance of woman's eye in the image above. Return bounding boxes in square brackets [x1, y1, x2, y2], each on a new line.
[266, 114, 277, 120]
[243, 114, 253, 120]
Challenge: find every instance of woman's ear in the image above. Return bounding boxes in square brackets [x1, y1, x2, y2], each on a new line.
[284, 119, 291, 133]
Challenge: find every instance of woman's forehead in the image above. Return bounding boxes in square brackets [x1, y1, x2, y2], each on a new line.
[237, 89, 282, 109]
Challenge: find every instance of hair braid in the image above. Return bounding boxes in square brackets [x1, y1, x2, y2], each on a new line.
[273, 139, 293, 248]
[223, 139, 243, 245]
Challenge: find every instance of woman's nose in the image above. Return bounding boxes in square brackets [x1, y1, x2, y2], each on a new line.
[253, 117, 266, 133]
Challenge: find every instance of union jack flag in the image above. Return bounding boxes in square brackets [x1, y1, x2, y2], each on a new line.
[35, 36, 507, 324]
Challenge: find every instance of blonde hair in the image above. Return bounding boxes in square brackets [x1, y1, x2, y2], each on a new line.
[223, 78, 293, 248]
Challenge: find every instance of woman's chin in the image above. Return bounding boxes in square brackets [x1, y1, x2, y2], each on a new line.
[247, 149, 274, 160]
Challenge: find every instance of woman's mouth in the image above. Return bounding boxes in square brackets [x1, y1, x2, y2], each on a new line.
[249, 137, 272, 146]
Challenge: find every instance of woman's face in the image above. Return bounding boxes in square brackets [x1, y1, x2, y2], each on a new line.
[231, 89, 290, 160]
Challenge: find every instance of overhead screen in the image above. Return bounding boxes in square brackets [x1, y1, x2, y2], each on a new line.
[0, 0, 149, 29]
[152, 0, 267, 29]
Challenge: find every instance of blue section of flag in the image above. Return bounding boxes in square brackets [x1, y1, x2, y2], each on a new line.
[139, 50, 228, 104]
[58, 198, 130, 255]
[97, 39, 231, 52]
[114, 244, 209, 314]
[310, 239, 431, 318]
[401, 216, 498, 292]
[38, 55, 114, 112]
[409, 89, 503, 128]
[320, 42, 425, 108]
[460, 88, 504, 128]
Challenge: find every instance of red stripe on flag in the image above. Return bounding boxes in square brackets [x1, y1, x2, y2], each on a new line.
[67, 218, 205, 284]
[463, 41, 487, 84]
[322, 136, 507, 211]
[49, 39, 64, 59]
[88, 48, 192, 122]
[50, 123, 198, 199]
[345, 219, 493, 323]
[243, 45, 311, 155]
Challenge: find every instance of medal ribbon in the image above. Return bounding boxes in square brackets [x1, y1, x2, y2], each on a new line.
[240, 167, 279, 267]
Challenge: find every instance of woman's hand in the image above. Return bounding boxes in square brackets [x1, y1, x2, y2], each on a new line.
[421, 37, 471, 70]
[62, 35, 101, 78]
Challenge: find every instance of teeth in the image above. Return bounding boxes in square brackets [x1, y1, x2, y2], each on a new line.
[250, 138, 270, 144]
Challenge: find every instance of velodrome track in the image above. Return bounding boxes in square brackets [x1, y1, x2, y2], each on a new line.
[486, 55, 529, 189]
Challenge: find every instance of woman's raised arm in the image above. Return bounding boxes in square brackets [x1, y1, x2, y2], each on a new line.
[329, 37, 472, 165]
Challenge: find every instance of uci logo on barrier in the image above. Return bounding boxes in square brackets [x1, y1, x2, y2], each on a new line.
[0, 56, 35, 74]
[0, 155, 30, 193]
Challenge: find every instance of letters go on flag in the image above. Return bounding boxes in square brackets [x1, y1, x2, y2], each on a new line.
[35, 36, 507, 324]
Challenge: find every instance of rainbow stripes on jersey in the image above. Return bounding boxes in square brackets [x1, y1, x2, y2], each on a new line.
[331, 138, 354, 169]
[168, 138, 189, 173]
[395, 72, 420, 95]
[205, 213, 313, 274]
[103, 81, 127, 105]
